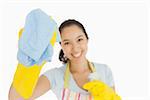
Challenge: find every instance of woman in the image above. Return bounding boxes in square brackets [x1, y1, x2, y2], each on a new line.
[9, 19, 115, 100]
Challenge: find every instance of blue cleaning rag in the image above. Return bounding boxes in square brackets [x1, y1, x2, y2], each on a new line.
[17, 9, 60, 66]
[17, 44, 53, 66]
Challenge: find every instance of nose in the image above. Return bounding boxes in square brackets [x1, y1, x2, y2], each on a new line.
[72, 42, 80, 53]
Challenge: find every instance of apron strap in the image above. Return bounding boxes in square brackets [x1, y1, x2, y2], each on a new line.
[64, 62, 70, 88]
[64, 61, 96, 88]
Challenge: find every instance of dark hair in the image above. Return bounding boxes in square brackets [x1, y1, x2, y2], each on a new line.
[59, 19, 89, 63]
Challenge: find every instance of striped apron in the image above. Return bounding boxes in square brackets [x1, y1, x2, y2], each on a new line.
[61, 61, 95, 100]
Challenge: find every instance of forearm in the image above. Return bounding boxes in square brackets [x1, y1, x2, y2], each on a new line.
[9, 85, 24, 100]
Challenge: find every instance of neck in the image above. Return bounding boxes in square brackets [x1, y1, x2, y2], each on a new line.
[69, 58, 89, 74]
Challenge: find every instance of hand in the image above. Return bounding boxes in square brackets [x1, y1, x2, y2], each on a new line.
[83, 80, 121, 100]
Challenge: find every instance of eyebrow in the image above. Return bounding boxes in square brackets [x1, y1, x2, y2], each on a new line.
[62, 35, 84, 42]
[77, 35, 84, 38]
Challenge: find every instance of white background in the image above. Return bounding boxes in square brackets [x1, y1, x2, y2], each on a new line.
[0, 0, 150, 100]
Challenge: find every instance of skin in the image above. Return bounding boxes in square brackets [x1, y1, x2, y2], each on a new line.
[9, 25, 115, 100]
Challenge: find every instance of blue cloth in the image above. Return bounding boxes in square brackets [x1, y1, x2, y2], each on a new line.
[17, 9, 59, 66]
[17, 44, 53, 66]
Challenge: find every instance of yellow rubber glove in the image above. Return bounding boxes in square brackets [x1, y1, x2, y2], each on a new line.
[12, 27, 58, 99]
[83, 80, 121, 100]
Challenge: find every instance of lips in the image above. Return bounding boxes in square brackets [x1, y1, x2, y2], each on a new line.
[72, 52, 82, 58]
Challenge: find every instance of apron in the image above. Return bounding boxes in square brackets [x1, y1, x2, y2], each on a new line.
[61, 61, 96, 100]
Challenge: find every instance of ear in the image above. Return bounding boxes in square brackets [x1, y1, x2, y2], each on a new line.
[60, 42, 64, 50]
[59, 42, 63, 47]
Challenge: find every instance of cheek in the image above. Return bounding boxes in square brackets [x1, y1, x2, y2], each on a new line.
[62, 46, 72, 56]
[81, 42, 88, 52]
[83, 45, 88, 54]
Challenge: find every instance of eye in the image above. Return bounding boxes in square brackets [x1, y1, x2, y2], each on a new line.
[64, 42, 69, 45]
[78, 38, 83, 42]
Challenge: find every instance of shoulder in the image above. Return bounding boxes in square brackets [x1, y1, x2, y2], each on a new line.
[42, 64, 67, 89]
[42, 63, 67, 82]
[92, 62, 111, 72]
[91, 62, 115, 87]
[92, 62, 113, 78]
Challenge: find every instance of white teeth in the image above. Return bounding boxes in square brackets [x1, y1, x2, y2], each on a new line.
[72, 53, 81, 58]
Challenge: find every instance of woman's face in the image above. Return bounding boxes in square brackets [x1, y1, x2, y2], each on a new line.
[60, 25, 88, 63]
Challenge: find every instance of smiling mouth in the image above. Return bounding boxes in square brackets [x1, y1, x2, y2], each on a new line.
[72, 52, 82, 58]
